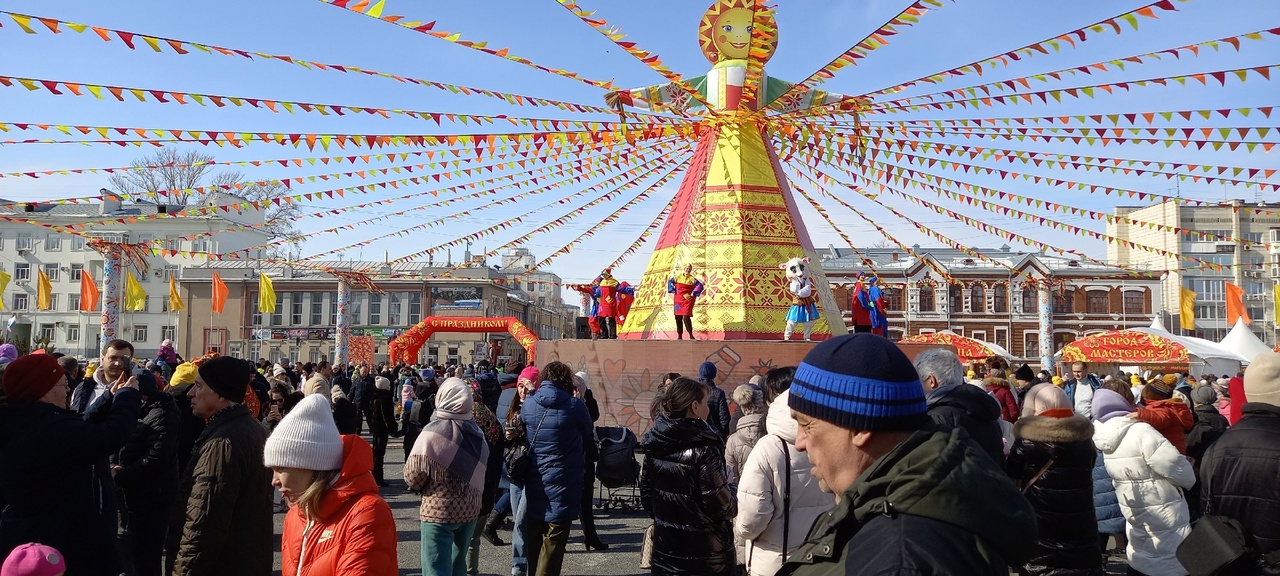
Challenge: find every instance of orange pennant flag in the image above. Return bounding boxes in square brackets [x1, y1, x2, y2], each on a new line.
[1225, 281, 1251, 325]
[211, 271, 229, 314]
[80, 270, 100, 312]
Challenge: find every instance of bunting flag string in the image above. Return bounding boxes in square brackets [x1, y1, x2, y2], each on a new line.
[809, 124, 1278, 154]
[0, 10, 662, 118]
[523, 156, 688, 272]
[860, 64, 1280, 115]
[787, 166, 956, 282]
[865, 136, 1280, 194]
[0, 120, 701, 152]
[167, 139, 683, 258]
[865, 124, 1279, 142]
[443, 154, 693, 278]
[739, 1, 778, 113]
[786, 175, 882, 277]
[854, 0, 1192, 99]
[821, 105, 1278, 128]
[553, 0, 716, 115]
[388, 146, 693, 265]
[294, 140, 685, 262]
[316, 0, 616, 91]
[865, 28, 1280, 112]
[602, 194, 678, 272]
[766, 0, 945, 113]
[0, 74, 669, 130]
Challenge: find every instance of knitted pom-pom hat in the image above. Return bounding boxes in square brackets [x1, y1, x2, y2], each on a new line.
[788, 334, 927, 432]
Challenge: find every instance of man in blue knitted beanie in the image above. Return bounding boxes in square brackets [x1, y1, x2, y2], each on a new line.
[780, 334, 1037, 576]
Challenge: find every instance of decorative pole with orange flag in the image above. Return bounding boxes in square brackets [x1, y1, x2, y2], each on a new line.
[1225, 281, 1250, 326]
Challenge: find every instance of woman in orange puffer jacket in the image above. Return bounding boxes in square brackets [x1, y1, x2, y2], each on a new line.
[269, 395, 398, 575]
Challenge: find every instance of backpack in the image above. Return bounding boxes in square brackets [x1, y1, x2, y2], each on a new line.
[408, 396, 434, 428]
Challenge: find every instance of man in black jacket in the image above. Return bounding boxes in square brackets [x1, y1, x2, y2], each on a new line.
[780, 335, 1037, 576]
[0, 353, 141, 576]
[1201, 350, 1280, 562]
[698, 361, 732, 441]
[351, 364, 374, 434]
[914, 348, 1005, 465]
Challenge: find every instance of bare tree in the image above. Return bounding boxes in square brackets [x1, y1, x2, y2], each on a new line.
[871, 239, 895, 249]
[107, 148, 216, 204]
[210, 171, 302, 241]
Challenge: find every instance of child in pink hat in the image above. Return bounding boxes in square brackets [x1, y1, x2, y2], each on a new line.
[2, 543, 66, 576]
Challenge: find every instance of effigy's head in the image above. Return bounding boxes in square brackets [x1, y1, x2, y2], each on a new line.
[699, 0, 778, 65]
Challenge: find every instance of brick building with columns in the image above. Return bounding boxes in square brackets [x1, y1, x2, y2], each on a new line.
[819, 245, 1163, 371]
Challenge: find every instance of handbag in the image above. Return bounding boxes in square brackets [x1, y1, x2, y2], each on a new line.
[1177, 472, 1280, 576]
[504, 408, 549, 484]
[639, 523, 655, 569]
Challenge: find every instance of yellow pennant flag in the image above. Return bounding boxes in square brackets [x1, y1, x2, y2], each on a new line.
[1179, 287, 1196, 331]
[125, 271, 148, 311]
[168, 275, 186, 312]
[1274, 283, 1280, 327]
[37, 270, 53, 310]
[258, 273, 276, 314]
[0, 269, 10, 311]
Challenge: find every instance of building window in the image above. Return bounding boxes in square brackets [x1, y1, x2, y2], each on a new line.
[310, 292, 324, 325]
[949, 285, 963, 313]
[67, 324, 80, 342]
[1195, 304, 1220, 320]
[1024, 333, 1040, 357]
[72, 236, 86, 251]
[972, 330, 987, 343]
[918, 285, 935, 312]
[164, 265, 179, 280]
[1187, 278, 1225, 301]
[369, 294, 382, 325]
[970, 285, 985, 313]
[192, 238, 211, 253]
[409, 293, 422, 324]
[43, 264, 59, 282]
[16, 234, 32, 251]
[48, 294, 59, 311]
[1021, 286, 1036, 313]
[38, 324, 54, 342]
[251, 293, 263, 326]
[994, 327, 1008, 350]
[390, 293, 403, 325]
[14, 263, 30, 281]
[291, 294, 304, 325]
[45, 234, 62, 251]
[992, 284, 1007, 313]
[133, 325, 148, 342]
[69, 294, 81, 311]
[12, 294, 28, 310]
[1122, 291, 1144, 315]
[1054, 290, 1074, 314]
[309, 347, 322, 363]
[161, 325, 176, 342]
[350, 295, 363, 325]
[882, 288, 902, 311]
[270, 296, 284, 326]
[70, 264, 83, 281]
[1086, 290, 1109, 314]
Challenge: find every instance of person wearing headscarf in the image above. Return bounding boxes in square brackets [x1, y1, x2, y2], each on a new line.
[270, 395, 397, 575]
[1006, 384, 1102, 575]
[112, 370, 181, 576]
[406, 378, 490, 576]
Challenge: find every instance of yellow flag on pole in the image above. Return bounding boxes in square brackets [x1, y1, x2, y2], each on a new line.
[0, 269, 10, 311]
[169, 275, 186, 311]
[37, 270, 53, 310]
[125, 271, 148, 311]
[1179, 287, 1196, 331]
[258, 273, 276, 314]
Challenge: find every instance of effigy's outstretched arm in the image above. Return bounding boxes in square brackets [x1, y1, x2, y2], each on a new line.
[605, 76, 708, 114]
[763, 76, 865, 114]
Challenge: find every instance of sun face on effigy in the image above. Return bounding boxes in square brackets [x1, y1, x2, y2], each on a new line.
[698, 0, 778, 65]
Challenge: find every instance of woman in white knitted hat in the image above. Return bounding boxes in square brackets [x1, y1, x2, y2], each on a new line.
[268, 394, 398, 575]
[406, 377, 491, 576]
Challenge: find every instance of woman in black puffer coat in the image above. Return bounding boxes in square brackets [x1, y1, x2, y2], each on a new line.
[639, 377, 736, 576]
[113, 371, 180, 576]
[1006, 384, 1103, 576]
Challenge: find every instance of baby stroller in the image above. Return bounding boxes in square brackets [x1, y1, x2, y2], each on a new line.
[594, 425, 641, 511]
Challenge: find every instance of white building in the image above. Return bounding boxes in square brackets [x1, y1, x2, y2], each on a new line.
[499, 247, 566, 310]
[1107, 199, 1277, 343]
[0, 191, 270, 359]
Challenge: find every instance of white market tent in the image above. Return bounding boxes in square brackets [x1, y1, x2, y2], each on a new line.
[1220, 319, 1271, 364]
[1132, 318, 1247, 375]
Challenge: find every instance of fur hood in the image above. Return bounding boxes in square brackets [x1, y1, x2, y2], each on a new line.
[1013, 414, 1093, 444]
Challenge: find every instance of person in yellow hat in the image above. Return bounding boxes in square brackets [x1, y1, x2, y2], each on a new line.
[166, 362, 204, 476]
[84, 362, 98, 379]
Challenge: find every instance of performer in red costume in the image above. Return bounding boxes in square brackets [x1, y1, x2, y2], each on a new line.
[617, 281, 635, 328]
[592, 269, 635, 339]
[667, 265, 706, 340]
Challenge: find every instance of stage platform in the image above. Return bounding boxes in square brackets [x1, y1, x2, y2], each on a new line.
[534, 338, 944, 436]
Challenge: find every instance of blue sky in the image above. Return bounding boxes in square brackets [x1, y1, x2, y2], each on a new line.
[1, 0, 1277, 290]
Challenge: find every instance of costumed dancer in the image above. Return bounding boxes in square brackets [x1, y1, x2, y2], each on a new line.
[617, 281, 636, 329]
[781, 257, 819, 341]
[667, 265, 705, 340]
[592, 269, 634, 339]
[851, 272, 888, 336]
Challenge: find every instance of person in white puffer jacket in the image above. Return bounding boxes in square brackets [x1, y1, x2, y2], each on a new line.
[733, 390, 835, 576]
[1091, 387, 1195, 576]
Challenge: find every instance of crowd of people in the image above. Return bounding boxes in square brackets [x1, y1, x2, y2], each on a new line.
[1, 335, 1278, 576]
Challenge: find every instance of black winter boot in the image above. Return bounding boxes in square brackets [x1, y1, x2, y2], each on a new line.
[480, 511, 506, 546]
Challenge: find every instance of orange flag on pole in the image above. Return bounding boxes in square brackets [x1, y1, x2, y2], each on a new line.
[211, 271, 229, 314]
[1225, 281, 1251, 325]
[80, 270, 100, 312]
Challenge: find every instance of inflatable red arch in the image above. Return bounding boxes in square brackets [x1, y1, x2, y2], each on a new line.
[388, 316, 539, 363]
